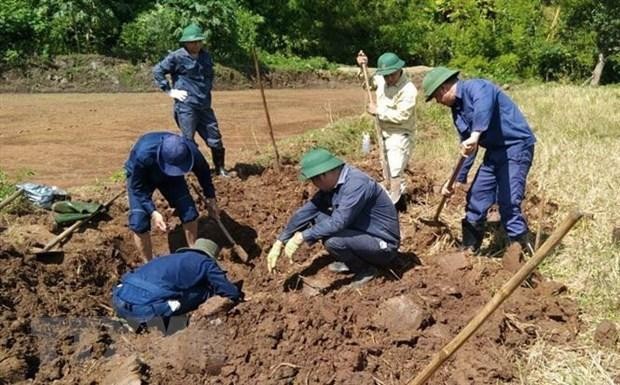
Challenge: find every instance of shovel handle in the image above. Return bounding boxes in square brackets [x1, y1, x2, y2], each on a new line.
[41, 189, 125, 252]
[216, 217, 235, 245]
[433, 155, 467, 222]
[359, 53, 391, 184]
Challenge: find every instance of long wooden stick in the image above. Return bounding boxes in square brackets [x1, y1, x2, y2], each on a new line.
[433, 154, 467, 222]
[0, 188, 24, 210]
[39, 189, 125, 253]
[407, 210, 584, 385]
[359, 53, 390, 184]
[251, 48, 281, 172]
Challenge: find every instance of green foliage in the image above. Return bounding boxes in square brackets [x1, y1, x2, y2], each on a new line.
[1, 0, 619, 83]
[0, 170, 15, 201]
[260, 52, 336, 72]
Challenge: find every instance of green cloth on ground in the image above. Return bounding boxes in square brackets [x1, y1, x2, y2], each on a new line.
[52, 200, 102, 225]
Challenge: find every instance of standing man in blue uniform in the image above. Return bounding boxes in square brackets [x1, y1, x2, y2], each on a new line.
[266, 148, 400, 287]
[153, 23, 229, 177]
[112, 238, 243, 332]
[423, 67, 536, 253]
[125, 131, 219, 261]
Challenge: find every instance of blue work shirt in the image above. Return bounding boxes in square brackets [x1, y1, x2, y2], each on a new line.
[114, 251, 242, 318]
[278, 165, 400, 249]
[452, 79, 536, 182]
[153, 48, 215, 108]
[124, 132, 215, 215]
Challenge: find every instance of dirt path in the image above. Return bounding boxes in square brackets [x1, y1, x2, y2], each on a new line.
[0, 88, 364, 187]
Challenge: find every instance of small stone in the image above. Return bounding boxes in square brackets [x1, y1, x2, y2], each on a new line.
[594, 320, 618, 349]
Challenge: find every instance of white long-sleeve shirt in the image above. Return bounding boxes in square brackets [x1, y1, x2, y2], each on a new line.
[373, 72, 417, 134]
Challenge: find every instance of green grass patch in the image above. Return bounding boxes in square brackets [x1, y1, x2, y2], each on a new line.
[260, 52, 338, 72]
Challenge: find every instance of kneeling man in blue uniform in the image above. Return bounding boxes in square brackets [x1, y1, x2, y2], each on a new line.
[423, 67, 536, 253]
[266, 148, 401, 287]
[125, 131, 220, 261]
[112, 238, 243, 330]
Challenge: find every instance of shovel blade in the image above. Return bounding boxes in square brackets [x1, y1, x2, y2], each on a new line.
[31, 247, 65, 264]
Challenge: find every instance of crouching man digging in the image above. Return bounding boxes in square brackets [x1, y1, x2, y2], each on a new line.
[112, 238, 243, 333]
[266, 149, 400, 287]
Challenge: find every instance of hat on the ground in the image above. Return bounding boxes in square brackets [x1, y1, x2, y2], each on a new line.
[423, 66, 460, 102]
[177, 238, 220, 259]
[179, 23, 206, 43]
[375, 52, 405, 76]
[299, 148, 344, 181]
[157, 135, 194, 176]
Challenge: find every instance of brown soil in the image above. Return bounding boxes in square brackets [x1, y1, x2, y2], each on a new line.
[0, 156, 581, 385]
[0, 89, 364, 188]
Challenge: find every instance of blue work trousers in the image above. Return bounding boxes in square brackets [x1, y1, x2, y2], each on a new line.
[127, 179, 198, 234]
[174, 102, 222, 149]
[465, 145, 534, 239]
[315, 213, 396, 270]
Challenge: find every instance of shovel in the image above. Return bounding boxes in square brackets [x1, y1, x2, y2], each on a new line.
[190, 182, 250, 262]
[215, 217, 249, 263]
[0, 188, 24, 210]
[32, 189, 125, 259]
[421, 154, 467, 227]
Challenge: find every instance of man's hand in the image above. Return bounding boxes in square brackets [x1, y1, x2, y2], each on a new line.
[441, 181, 465, 197]
[284, 232, 304, 261]
[366, 102, 377, 115]
[206, 198, 220, 220]
[356, 50, 368, 67]
[267, 240, 283, 273]
[167, 89, 188, 102]
[151, 211, 167, 232]
[460, 132, 481, 156]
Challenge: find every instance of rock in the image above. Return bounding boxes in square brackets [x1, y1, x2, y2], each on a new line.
[101, 354, 144, 385]
[594, 320, 618, 349]
[436, 252, 471, 274]
[373, 295, 431, 339]
[612, 226, 620, 244]
[502, 243, 523, 273]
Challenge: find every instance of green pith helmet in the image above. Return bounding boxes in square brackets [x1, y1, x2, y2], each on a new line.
[375, 52, 405, 76]
[422, 66, 460, 101]
[179, 23, 206, 43]
[299, 148, 344, 181]
[177, 238, 220, 259]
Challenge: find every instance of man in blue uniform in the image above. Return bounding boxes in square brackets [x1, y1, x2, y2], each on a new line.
[266, 148, 400, 287]
[423, 67, 536, 253]
[153, 23, 229, 177]
[125, 131, 219, 261]
[112, 238, 243, 331]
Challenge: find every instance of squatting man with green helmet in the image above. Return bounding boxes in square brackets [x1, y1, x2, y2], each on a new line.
[356, 51, 417, 206]
[153, 23, 230, 177]
[266, 149, 401, 287]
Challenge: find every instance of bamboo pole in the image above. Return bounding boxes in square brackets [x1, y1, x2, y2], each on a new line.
[0, 188, 24, 210]
[407, 210, 584, 385]
[359, 51, 390, 184]
[251, 48, 281, 172]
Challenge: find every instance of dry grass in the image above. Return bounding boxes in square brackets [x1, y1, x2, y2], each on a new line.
[414, 83, 620, 384]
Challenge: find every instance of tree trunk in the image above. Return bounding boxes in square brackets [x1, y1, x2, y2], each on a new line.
[590, 52, 606, 86]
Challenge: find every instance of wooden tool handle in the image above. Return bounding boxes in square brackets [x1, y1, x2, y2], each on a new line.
[433, 155, 467, 222]
[407, 210, 584, 385]
[0, 188, 24, 210]
[41, 189, 125, 252]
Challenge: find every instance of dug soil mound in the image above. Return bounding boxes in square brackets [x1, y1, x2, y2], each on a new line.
[0, 158, 579, 385]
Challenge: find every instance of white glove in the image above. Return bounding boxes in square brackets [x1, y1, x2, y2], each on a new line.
[167, 89, 188, 102]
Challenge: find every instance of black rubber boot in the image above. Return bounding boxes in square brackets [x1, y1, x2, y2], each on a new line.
[461, 219, 484, 254]
[211, 147, 229, 177]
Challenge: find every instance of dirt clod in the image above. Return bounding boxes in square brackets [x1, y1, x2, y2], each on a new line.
[594, 320, 619, 349]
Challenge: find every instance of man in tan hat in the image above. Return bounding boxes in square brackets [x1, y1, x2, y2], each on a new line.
[356, 51, 417, 206]
[153, 23, 229, 177]
[112, 238, 243, 332]
[266, 148, 400, 287]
